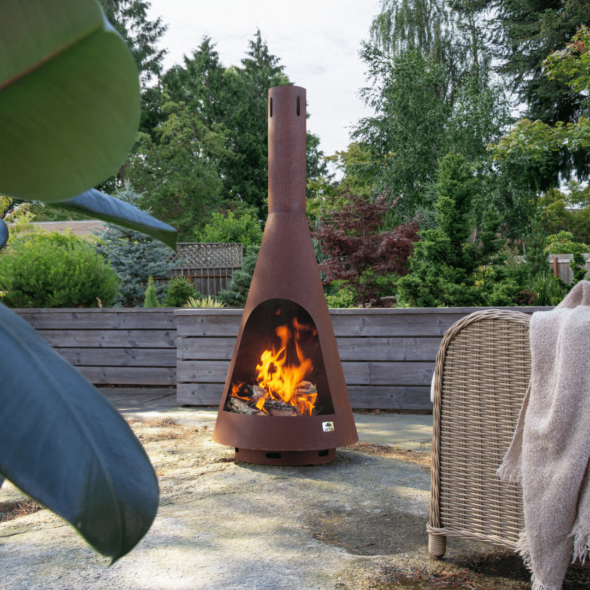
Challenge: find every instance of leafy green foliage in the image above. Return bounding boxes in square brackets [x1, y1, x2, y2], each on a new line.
[490, 22, 590, 186]
[354, 44, 510, 219]
[162, 33, 326, 220]
[538, 182, 590, 245]
[218, 245, 260, 307]
[492, 0, 590, 186]
[0, 230, 119, 308]
[143, 276, 159, 307]
[94, 185, 175, 306]
[528, 272, 568, 306]
[162, 276, 197, 308]
[194, 208, 263, 247]
[0, 0, 171, 562]
[0, 0, 140, 202]
[128, 102, 228, 239]
[546, 230, 590, 254]
[397, 153, 530, 307]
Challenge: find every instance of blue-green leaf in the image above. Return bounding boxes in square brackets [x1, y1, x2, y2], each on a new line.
[58, 189, 178, 250]
[0, 304, 159, 561]
[0, 218, 8, 250]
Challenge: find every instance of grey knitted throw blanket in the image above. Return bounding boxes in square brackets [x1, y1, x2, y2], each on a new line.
[498, 280, 590, 590]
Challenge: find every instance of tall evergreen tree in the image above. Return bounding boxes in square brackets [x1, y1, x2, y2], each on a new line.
[98, 0, 167, 84]
[163, 33, 328, 218]
[397, 152, 529, 306]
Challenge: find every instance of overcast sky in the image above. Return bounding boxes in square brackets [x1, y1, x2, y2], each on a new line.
[147, 0, 382, 168]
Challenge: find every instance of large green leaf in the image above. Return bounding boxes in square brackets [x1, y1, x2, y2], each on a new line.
[0, 0, 140, 202]
[57, 189, 178, 251]
[0, 304, 159, 561]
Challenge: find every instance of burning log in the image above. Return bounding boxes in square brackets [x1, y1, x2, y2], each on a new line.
[225, 397, 265, 415]
[225, 381, 319, 416]
[264, 399, 301, 416]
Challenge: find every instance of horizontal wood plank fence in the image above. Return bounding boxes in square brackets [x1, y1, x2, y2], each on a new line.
[16, 309, 177, 386]
[16, 306, 551, 408]
[174, 306, 550, 410]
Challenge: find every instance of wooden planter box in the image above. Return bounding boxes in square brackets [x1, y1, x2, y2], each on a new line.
[16, 306, 551, 410]
[174, 306, 550, 410]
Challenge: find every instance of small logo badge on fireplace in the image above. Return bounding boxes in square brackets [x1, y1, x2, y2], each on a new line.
[322, 422, 334, 432]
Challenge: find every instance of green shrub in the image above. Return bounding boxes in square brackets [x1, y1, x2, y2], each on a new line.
[0, 230, 119, 308]
[325, 284, 356, 308]
[546, 231, 590, 255]
[162, 276, 198, 307]
[143, 277, 160, 308]
[194, 208, 262, 247]
[528, 272, 568, 306]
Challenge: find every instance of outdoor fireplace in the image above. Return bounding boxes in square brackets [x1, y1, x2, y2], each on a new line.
[213, 85, 358, 465]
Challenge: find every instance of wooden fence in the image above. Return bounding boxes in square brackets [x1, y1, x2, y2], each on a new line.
[165, 243, 243, 297]
[17, 309, 177, 386]
[174, 306, 550, 410]
[548, 253, 590, 284]
[16, 306, 550, 409]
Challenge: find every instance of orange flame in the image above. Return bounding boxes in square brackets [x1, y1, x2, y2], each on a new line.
[232, 318, 318, 416]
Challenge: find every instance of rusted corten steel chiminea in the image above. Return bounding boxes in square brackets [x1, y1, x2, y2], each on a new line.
[213, 85, 358, 465]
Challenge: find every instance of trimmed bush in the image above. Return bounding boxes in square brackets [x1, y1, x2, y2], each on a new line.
[162, 276, 198, 307]
[0, 230, 119, 308]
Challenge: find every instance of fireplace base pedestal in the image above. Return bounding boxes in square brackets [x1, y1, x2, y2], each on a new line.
[234, 448, 336, 466]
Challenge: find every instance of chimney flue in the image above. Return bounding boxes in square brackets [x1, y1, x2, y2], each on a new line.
[268, 85, 307, 213]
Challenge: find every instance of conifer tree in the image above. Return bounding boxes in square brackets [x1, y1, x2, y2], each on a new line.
[217, 246, 260, 307]
[95, 184, 176, 307]
[143, 277, 159, 307]
[397, 152, 529, 307]
[524, 216, 550, 277]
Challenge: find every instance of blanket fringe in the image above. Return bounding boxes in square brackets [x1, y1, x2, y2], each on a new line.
[571, 524, 590, 565]
[516, 529, 532, 571]
[518, 529, 566, 590]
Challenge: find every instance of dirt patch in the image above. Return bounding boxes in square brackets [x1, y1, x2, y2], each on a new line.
[0, 500, 43, 523]
[345, 441, 432, 471]
[307, 509, 428, 556]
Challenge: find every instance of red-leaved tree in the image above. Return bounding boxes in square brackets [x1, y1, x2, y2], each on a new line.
[312, 192, 420, 307]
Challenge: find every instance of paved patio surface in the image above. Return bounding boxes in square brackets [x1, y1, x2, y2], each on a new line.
[101, 388, 434, 453]
[0, 388, 549, 590]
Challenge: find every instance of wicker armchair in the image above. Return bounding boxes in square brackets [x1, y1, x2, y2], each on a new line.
[427, 309, 531, 558]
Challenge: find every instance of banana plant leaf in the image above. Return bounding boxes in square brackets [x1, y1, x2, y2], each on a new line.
[0, 218, 7, 250]
[0, 304, 159, 561]
[58, 189, 178, 251]
[0, 0, 140, 202]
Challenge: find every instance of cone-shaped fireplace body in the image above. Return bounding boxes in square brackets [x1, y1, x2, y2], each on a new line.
[213, 85, 358, 465]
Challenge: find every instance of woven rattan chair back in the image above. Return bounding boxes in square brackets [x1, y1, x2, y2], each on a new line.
[427, 309, 531, 558]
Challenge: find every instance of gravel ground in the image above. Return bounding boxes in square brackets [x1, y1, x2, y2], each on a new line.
[1, 418, 589, 590]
